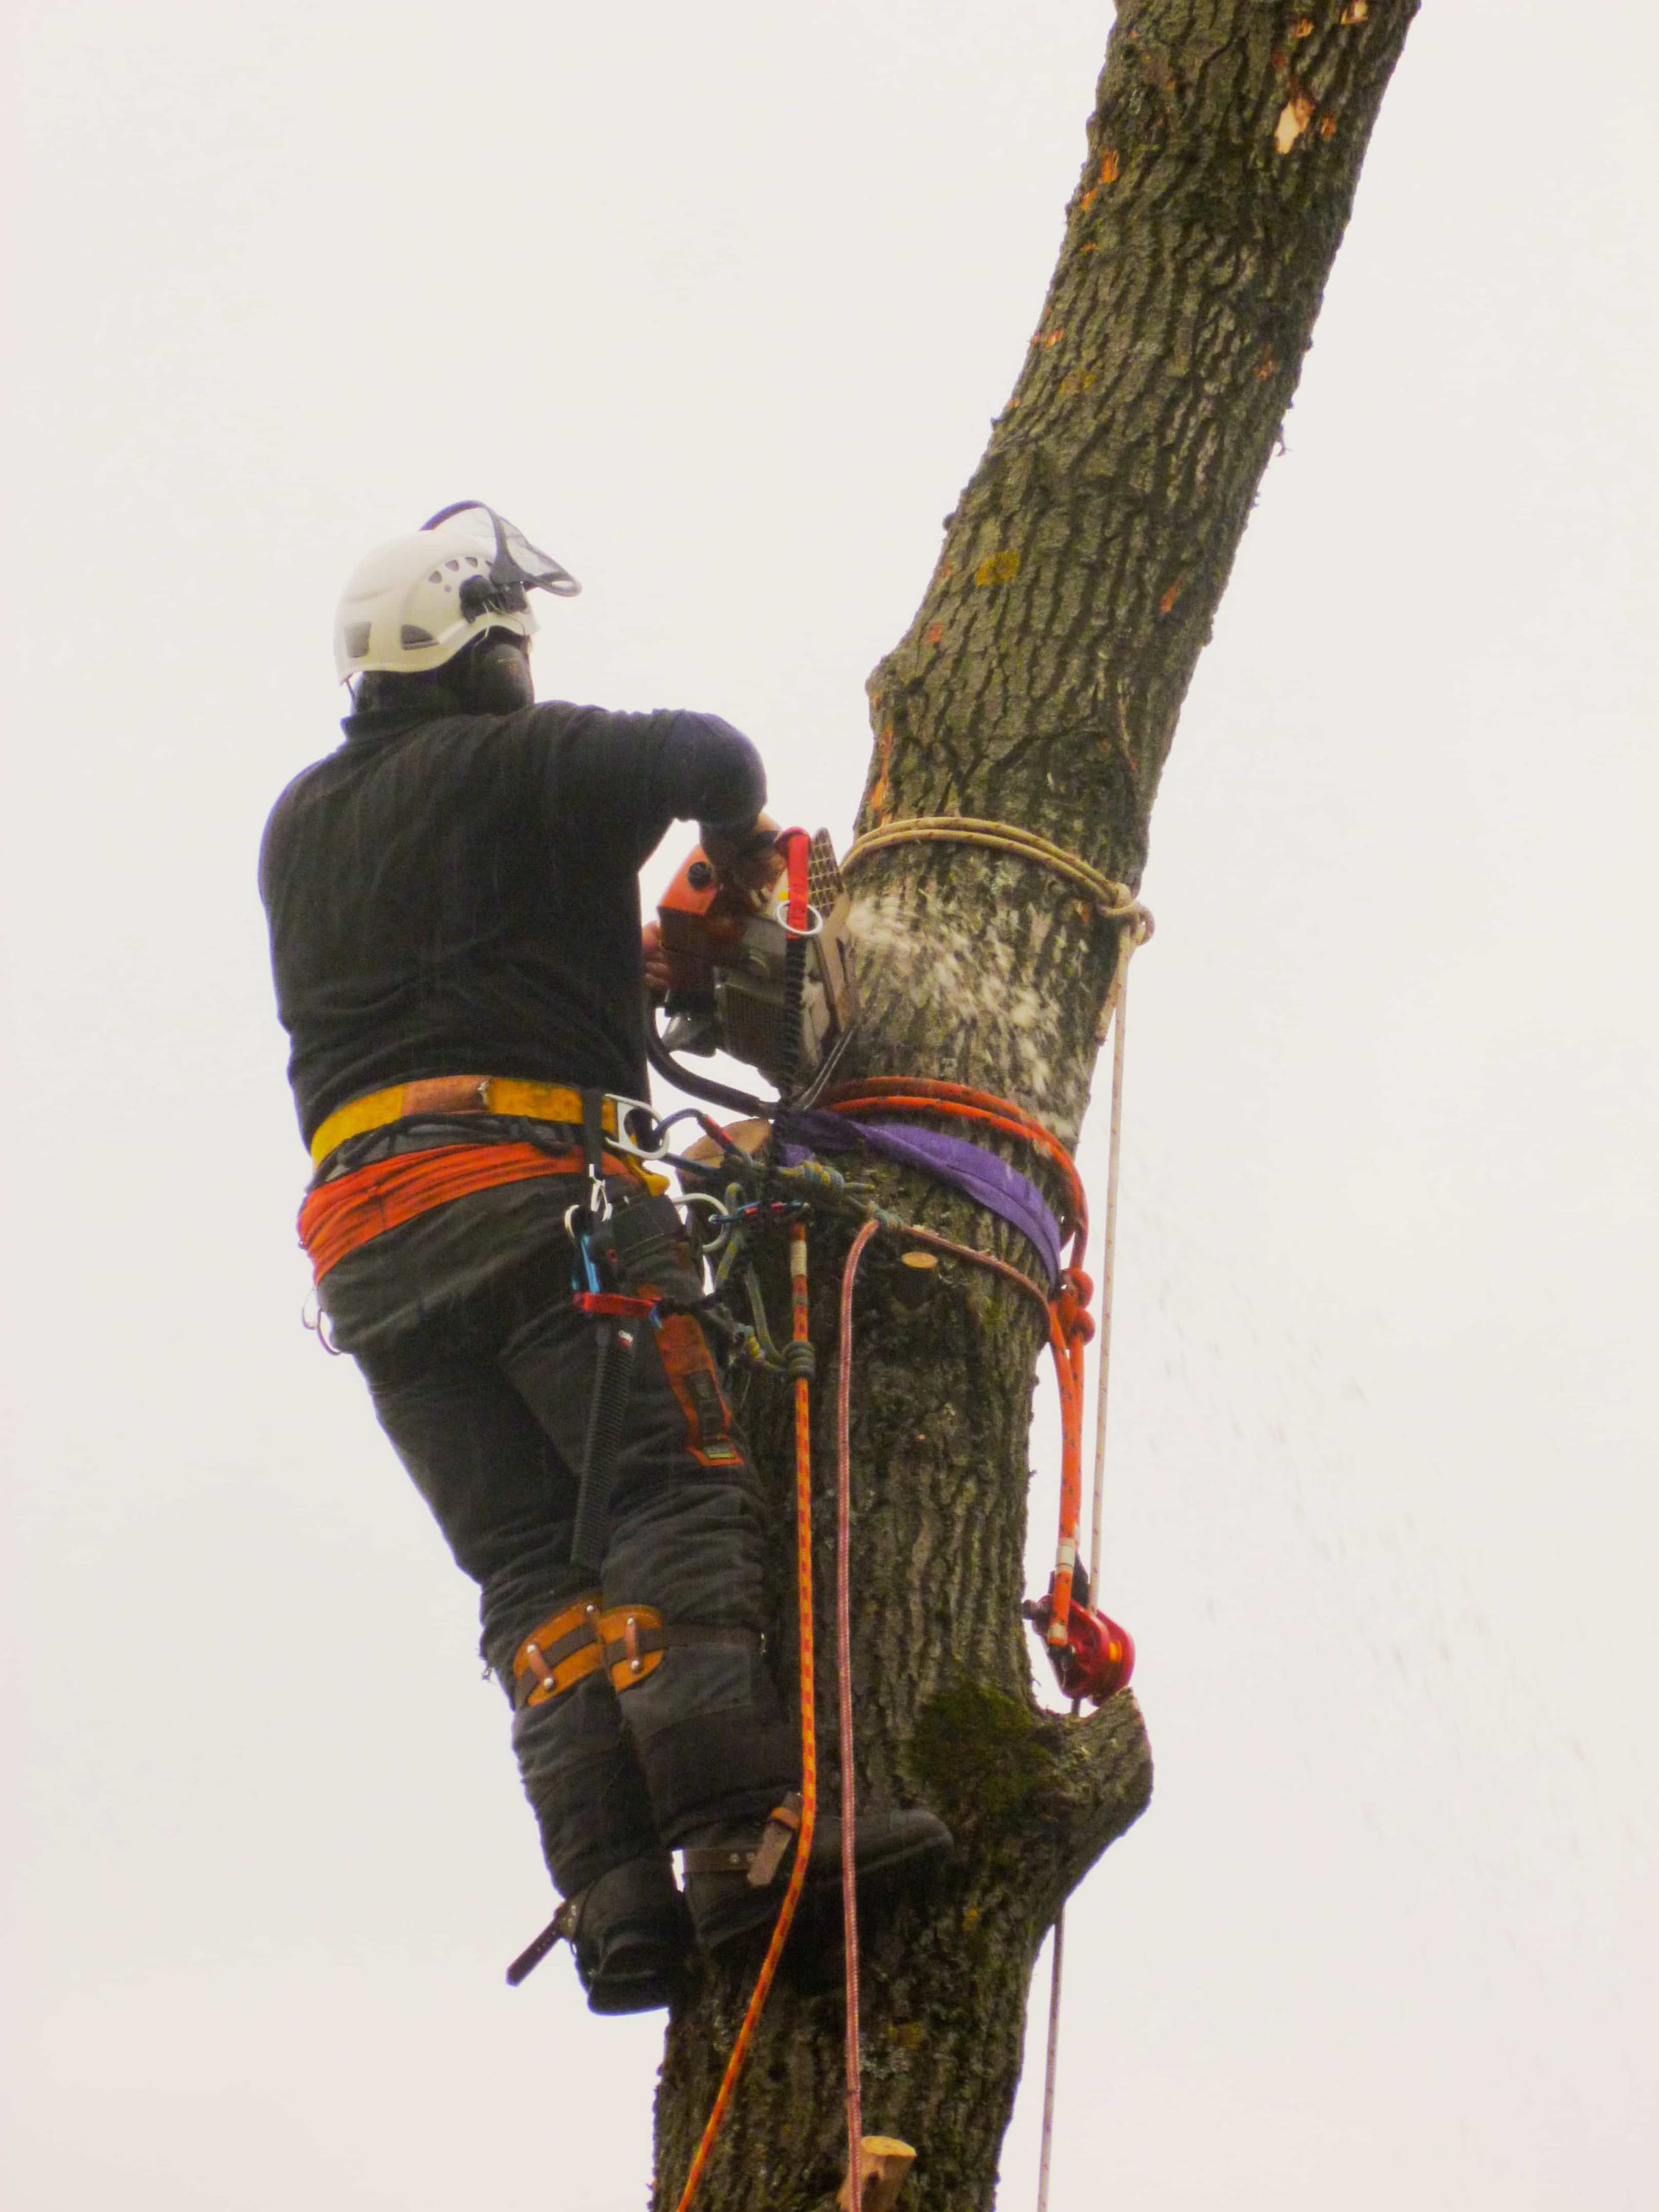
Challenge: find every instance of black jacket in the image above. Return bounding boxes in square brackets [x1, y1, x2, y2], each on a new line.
[260, 699, 765, 1143]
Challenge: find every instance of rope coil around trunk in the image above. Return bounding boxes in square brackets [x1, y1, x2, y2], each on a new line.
[842, 814, 1151, 1047]
[842, 815, 1152, 932]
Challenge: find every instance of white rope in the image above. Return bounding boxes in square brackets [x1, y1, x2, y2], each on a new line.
[1033, 954, 1135, 2212]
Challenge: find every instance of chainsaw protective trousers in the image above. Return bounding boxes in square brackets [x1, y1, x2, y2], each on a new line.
[321, 1168, 797, 1902]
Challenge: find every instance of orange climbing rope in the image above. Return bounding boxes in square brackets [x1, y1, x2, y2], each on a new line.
[834, 1218, 880, 2188]
[671, 1221, 818, 2212]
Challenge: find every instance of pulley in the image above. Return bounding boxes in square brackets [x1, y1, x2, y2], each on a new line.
[1022, 1590, 1135, 1705]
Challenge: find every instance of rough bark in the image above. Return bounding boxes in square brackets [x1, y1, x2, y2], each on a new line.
[652, 5, 1418, 2207]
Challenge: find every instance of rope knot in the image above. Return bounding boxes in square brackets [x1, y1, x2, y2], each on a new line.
[1054, 1266, 1095, 1346]
[779, 1340, 817, 1382]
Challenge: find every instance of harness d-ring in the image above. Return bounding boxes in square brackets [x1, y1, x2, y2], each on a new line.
[774, 898, 824, 939]
[301, 1288, 341, 1357]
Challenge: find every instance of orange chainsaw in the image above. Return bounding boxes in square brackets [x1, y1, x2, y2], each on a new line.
[649, 827, 858, 1109]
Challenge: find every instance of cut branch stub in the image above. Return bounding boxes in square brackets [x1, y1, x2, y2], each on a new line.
[840, 2137, 918, 2212]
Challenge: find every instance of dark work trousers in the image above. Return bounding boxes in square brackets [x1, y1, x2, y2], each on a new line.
[318, 1164, 798, 1901]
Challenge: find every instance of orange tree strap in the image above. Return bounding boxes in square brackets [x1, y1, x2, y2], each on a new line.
[817, 1077, 1093, 1649]
[819, 1075, 1087, 1247]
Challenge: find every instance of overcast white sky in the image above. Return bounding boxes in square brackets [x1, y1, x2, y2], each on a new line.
[3, 3, 1655, 2209]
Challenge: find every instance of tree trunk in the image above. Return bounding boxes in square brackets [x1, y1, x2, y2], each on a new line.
[652, 4, 1419, 2206]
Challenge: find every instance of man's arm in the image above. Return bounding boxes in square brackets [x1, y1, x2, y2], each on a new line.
[537, 703, 769, 873]
[653, 712, 767, 850]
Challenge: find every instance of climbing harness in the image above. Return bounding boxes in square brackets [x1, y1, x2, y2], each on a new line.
[296, 1136, 661, 1283]
[305, 1074, 664, 1168]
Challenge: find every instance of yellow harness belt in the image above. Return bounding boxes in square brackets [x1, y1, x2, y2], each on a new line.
[308, 1076, 630, 1166]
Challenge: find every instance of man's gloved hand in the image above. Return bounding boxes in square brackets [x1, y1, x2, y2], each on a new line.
[701, 811, 784, 900]
[641, 919, 674, 1000]
[643, 814, 785, 1001]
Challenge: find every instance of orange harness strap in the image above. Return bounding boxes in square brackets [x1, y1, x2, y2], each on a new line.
[298, 1141, 648, 1282]
[650, 1312, 744, 1467]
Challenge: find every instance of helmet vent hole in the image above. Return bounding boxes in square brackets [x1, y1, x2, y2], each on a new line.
[399, 624, 437, 650]
[343, 621, 372, 659]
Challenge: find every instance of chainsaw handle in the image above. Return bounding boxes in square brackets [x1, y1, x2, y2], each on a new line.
[700, 811, 785, 895]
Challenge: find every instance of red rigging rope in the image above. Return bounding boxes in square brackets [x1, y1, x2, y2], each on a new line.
[830, 1210, 1066, 2202]
[1035, 959, 1138, 2212]
[820, 1076, 1095, 1650]
[823, 958, 1147, 2212]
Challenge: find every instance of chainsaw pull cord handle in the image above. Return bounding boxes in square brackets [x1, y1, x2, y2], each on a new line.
[774, 829, 813, 1097]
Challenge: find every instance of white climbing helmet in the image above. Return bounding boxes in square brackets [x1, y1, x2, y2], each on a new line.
[332, 500, 581, 683]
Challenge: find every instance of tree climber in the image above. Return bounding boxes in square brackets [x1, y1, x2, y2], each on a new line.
[258, 502, 949, 2015]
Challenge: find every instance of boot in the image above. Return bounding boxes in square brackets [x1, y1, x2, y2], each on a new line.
[681, 1804, 952, 1955]
[563, 1852, 693, 2014]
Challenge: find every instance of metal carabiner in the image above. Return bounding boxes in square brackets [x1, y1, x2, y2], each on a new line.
[679, 1189, 733, 1255]
[604, 1095, 672, 1162]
